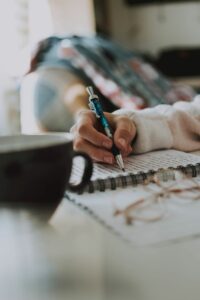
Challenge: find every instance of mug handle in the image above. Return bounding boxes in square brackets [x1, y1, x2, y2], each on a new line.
[67, 151, 93, 193]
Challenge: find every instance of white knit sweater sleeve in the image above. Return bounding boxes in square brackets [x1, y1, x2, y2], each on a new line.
[113, 96, 200, 154]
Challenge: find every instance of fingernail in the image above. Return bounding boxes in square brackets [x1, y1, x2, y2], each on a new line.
[103, 140, 112, 149]
[118, 138, 127, 149]
[104, 156, 113, 164]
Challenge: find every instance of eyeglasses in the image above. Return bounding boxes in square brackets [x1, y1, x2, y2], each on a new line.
[113, 174, 200, 225]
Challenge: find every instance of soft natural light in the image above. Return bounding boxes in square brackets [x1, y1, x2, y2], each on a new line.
[0, 0, 21, 75]
[0, 0, 95, 134]
[28, 0, 53, 45]
[0, 0, 53, 76]
[0, 0, 95, 76]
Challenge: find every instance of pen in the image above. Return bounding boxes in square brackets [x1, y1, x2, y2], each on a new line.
[86, 86, 125, 172]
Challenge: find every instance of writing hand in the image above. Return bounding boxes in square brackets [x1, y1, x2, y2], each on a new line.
[70, 110, 136, 164]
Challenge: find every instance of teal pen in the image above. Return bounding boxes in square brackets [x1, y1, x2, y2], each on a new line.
[86, 86, 125, 171]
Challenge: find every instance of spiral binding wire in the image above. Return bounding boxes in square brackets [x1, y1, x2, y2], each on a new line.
[79, 163, 200, 194]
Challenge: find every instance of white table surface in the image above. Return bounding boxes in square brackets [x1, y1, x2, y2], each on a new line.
[1, 196, 200, 300]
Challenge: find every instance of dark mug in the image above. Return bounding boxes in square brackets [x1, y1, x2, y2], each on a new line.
[0, 134, 93, 219]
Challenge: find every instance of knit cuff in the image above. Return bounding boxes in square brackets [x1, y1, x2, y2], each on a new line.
[113, 109, 173, 153]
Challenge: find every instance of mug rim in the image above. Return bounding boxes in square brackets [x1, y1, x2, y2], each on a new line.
[0, 133, 73, 154]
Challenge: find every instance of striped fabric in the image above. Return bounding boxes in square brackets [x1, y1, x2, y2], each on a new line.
[33, 35, 196, 110]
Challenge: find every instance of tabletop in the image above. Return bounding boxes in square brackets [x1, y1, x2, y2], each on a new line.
[1, 192, 200, 300]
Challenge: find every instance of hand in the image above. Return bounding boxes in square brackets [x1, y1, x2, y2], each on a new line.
[70, 110, 137, 164]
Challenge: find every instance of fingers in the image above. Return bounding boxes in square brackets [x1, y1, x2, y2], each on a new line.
[73, 137, 114, 164]
[71, 110, 112, 149]
[112, 115, 136, 156]
[71, 110, 137, 164]
[75, 123, 112, 149]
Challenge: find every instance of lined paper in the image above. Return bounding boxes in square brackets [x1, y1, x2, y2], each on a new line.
[67, 150, 200, 246]
[71, 149, 200, 181]
[66, 178, 200, 246]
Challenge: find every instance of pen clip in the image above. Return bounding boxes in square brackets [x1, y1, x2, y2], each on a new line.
[88, 100, 100, 118]
[87, 86, 101, 118]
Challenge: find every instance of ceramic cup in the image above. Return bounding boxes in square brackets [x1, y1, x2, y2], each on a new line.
[0, 134, 93, 218]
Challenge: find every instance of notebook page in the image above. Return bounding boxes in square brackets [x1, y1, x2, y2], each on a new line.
[71, 149, 200, 182]
[192, 150, 200, 157]
[66, 177, 200, 246]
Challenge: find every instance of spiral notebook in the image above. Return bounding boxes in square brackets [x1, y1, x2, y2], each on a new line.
[65, 150, 200, 246]
[65, 177, 200, 246]
[71, 149, 200, 193]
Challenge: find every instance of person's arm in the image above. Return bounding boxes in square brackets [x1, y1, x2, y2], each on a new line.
[72, 96, 200, 163]
[114, 95, 200, 153]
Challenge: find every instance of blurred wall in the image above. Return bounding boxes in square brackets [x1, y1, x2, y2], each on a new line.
[28, 0, 96, 44]
[49, 0, 95, 36]
[107, 0, 200, 55]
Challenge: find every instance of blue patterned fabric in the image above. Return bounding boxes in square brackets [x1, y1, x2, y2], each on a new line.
[34, 80, 57, 120]
[31, 35, 195, 109]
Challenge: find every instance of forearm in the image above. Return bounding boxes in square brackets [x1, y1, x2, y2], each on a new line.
[114, 96, 200, 153]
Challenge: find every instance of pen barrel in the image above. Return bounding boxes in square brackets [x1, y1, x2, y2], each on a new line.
[111, 144, 120, 157]
[87, 87, 124, 168]
[99, 114, 121, 157]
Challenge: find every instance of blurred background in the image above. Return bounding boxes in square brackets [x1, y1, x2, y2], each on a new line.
[1, 0, 200, 134]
